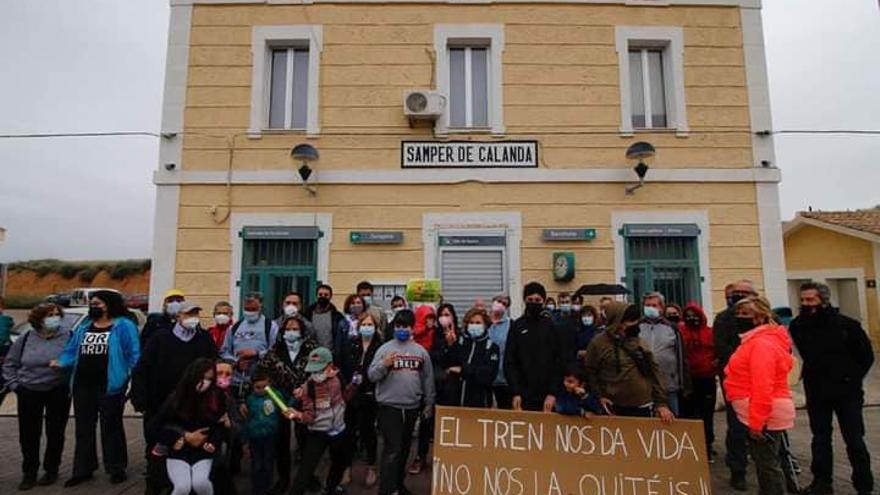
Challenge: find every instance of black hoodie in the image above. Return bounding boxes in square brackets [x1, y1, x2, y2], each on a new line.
[448, 334, 500, 408]
[504, 311, 562, 406]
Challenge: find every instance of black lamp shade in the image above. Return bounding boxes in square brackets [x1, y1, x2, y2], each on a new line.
[291, 143, 320, 162]
[625, 141, 656, 161]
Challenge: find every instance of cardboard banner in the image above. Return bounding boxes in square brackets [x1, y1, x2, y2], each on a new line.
[432, 406, 712, 495]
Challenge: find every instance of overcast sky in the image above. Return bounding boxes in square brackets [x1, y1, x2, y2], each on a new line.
[0, 0, 877, 262]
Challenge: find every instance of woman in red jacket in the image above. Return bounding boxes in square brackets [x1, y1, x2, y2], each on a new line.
[678, 302, 718, 461]
[412, 305, 436, 352]
[723, 296, 795, 495]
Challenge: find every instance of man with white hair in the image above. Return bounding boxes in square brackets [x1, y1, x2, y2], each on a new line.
[639, 292, 687, 416]
[790, 282, 874, 495]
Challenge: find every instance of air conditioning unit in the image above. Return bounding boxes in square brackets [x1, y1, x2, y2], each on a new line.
[403, 89, 445, 120]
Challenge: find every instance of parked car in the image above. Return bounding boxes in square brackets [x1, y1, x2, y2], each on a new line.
[69, 287, 122, 307]
[10, 306, 147, 342]
[44, 293, 72, 307]
[126, 293, 149, 312]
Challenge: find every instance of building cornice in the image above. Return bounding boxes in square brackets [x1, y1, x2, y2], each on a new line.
[172, 0, 760, 7]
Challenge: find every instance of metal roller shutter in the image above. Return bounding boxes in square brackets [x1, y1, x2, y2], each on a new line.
[440, 249, 505, 317]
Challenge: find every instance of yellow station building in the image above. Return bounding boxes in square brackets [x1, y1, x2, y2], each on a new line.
[150, 0, 786, 319]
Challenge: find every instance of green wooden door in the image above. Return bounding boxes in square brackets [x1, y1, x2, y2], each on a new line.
[623, 226, 702, 308]
[241, 237, 318, 320]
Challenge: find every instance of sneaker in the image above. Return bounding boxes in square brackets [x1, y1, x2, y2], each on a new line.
[408, 458, 423, 475]
[110, 472, 128, 485]
[730, 473, 747, 492]
[37, 472, 58, 486]
[802, 481, 834, 494]
[63, 474, 94, 488]
[365, 468, 378, 487]
[18, 475, 37, 491]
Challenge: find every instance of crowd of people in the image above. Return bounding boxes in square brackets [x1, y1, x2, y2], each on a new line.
[0, 278, 874, 495]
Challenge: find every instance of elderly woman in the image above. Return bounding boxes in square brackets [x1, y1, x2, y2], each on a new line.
[2, 303, 71, 490]
[723, 296, 796, 495]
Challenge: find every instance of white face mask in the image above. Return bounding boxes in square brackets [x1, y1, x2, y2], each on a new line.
[166, 301, 182, 316]
[467, 324, 486, 338]
[43, 316, 62, 331]
[284, 330, 302, 343]
[572, 304, 583, 313]
[244, 311, 261, 323]
[581, 316, 594, 326]
[214, 314, 231, 326]
[283, 304, 298, 317]
[182, 317, 201, 330]
[311, 372, 328, 383]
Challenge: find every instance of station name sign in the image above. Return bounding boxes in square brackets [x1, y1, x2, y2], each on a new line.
[402, 141, 538, 168]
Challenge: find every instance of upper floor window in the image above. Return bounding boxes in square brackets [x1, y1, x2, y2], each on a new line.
[434, 24, 505, 135]
[615, 26, 688, 136]
[249, 26, 322, 138]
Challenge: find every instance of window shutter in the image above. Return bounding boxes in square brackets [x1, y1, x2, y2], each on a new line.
[440, 250, 504, 317]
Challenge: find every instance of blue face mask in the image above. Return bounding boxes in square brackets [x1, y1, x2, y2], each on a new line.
[394, 327, 412, 342]
[362, 296, 373, 307]
[644, 306, 661, 319]
[360, 325, 376, 339]
[559, 304, 572, 314]
[467, 324, 485, 338]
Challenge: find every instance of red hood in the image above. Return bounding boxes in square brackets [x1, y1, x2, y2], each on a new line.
[682, 302, 708, 328]
[414, 305, 436, 333]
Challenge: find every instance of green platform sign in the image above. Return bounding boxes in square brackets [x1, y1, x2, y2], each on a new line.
[349, 231, 404, 244]
[543, 228, 597, 241]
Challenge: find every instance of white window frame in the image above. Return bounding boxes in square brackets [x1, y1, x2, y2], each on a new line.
[434, 24, 505, 136]
[249, 25, 322, 138]
[615, 26, 688, 136]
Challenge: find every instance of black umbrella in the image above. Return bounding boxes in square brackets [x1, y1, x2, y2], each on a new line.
[574, 283, 631, 296]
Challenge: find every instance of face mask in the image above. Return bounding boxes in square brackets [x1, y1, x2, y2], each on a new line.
[572, 304, 582, 313]
[360, 325, 376, 339]
[394, 328, 412, 342]
[216, 376, 231, 390]
[546, 304, 556, 311]
[311, 372, 328, 383]
[214, 314, 231, 326]
[166, 301, 182, 316]
[350, 305, 364, 316]
[362, 296, 373, 306]
[439, 315, 452, 327]
[196, 379, 212, 393]
[244, 311, 261, 323]
[666, 315, 680, 324]
[735, 317, 754, 333]
[729, 293, 747, 308]
[317, 296, 330, 307]
[525, 302, 544, 318]
[43, 316, 62, 331]
[467, 324, 485, 338]
[491, 302, 506, 315]
[283, 304, 298, 317]
[800, 305, 821, 316]
[283, 331, 302, 344]
[685, 316, 702, 328]
[392, 306, 404, 314]
[559, 304, 572, 314]
[182, 317, 201, 330]
[644, 306, 661, 319]
[581, 316, 594, 327]
[88, 306, 104, 320]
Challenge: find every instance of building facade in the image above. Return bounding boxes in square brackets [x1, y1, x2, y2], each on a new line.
[150, 0, 786, 319]
[784, 210, 880, 345]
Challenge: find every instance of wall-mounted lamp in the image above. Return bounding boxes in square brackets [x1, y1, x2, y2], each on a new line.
[624, 141, 655, 195]
[291, 143, 319, 195]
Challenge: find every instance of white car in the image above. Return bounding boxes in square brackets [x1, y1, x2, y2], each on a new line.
[10, 306, 147, 342]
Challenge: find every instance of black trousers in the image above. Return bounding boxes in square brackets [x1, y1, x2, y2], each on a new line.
[291, 430, 353, 495]
[416, 413, 434, 460]
[377, 405, 419, 495]
[348, 397, 379, 466]
[682, 377, 717, 449]
[721, 378, 748, 475]
[16, 385, 71, 477]
[274, 414, 292, 489]
[71, 382, 128, 477]
[493, 385, 513, 410]
[806, 392, 874, 493]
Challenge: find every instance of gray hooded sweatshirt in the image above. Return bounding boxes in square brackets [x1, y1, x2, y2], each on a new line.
[368, 339, 435, 410]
